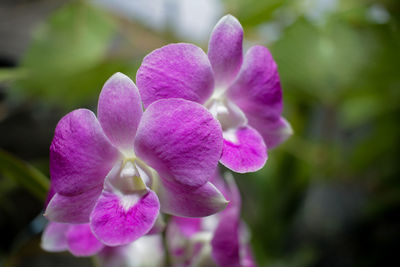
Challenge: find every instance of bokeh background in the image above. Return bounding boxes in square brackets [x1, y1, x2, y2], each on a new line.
[0, 0, 399, 266]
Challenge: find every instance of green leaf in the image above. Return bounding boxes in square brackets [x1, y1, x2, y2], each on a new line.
[0, 149, 49, 201]
[270, 18, 370, 103]
[338, 95, 383, 128]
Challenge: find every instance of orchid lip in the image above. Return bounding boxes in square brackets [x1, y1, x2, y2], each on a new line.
[101, 157, 157, 213]
[222, 129, 239, 144]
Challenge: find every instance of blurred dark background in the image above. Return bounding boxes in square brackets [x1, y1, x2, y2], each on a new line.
[0, 0, 399, 266]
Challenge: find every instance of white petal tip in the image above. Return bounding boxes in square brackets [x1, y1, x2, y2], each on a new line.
[215, 197, 230, 209]
[106, 72, 133, 86]
[282, 119, 294, 136]
[111, 72, 129, 79]
[221, 14, 239, 23]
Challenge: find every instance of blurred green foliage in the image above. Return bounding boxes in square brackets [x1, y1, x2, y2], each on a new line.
[0, 0, 399, 266]
[4, 1, 137, 108]
[0, 149, 49, 201]
[229, 0, 400, 266]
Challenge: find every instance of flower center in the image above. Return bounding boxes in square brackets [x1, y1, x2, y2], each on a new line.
[105, 157, 155, 196]
[205, 89, 247, 131]
[104, 157, 157, 211]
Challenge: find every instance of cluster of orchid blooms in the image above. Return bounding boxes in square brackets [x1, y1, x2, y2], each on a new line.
[41, 15, 292, 266]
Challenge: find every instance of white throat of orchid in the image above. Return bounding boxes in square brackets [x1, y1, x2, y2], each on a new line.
[183, 214, 220, 267]
[205, 87, 248, 143]
[188, 214, 219, 247]
[104, 157, 156, 211]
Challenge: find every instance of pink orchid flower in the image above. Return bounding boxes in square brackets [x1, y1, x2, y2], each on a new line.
[136, 14, 292, 174]
[44, 73, 228, 247]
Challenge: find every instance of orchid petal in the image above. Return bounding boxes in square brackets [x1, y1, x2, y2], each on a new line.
[227, 45, 291, 148]
[247, 115, 293, 149]
[158, 179, 228, 217]
[97, 72, 143, 152]
[171, 216, 202, 238]
[90, 190, 159, 246]
[50, 109, 120, 195]
[44, 186, 102, 223]
[211, 209, 241, 267]
[41, 222, 69, 252]
[241, 243, 257, 267]
[66, 224, 104, 257]
[220, 126, 267, 173]
[135, 98, 223, 188]
[136, 43, 214, 108]
[208, 14, 243, 86]
[228, 45, 282, 119]
[211, 172, 241, 211]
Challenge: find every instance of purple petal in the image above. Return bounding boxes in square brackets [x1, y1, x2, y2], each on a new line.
[90, 190, 160, 246]
[208, 14, 243, 86]
[220, 126, 267, 173]
[211, 172, 241, 211]
[247, 115, 292, 149]
[211, 174, 256, 267]
[228, 45, 282, 118]
[136, 43, 214, 108]
[134, 98, 223, 188]
[227, 45, 291, 148]
[50, 109, 120, 195]
[158, 179, 228, 217]
[41, 222, 69, 252]
[66, 224, 104, 257]
[241, 244, 257, 267]
[44, 186, 102, 223]
[171, 216, 202, 238]
[227, 45, 288, 147]
[211, 209, 241, 267]
[97, 73, 143, 151]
